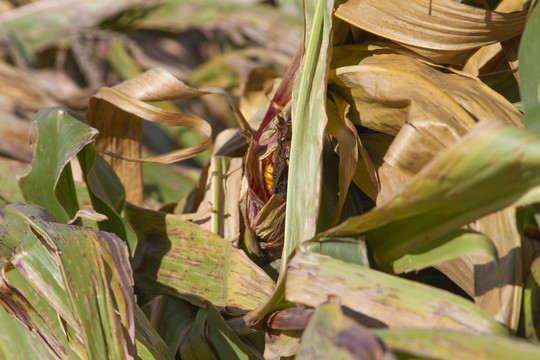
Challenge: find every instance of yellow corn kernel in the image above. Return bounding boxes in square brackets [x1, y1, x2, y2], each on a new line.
[263, 162, 273, 191]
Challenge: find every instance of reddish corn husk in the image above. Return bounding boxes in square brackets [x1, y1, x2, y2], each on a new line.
[244, 130, 287, 261]
[243, 39, 301, 261]
[254, 39, 304, 142]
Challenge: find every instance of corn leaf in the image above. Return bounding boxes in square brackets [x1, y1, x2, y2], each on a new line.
[134, 305, 174, 360]
[305, 237, 370, 267]
[87, 68, 216, 204]
[286, 251, 507, 335]
[522, 255, 540, 342]
[77, 144, 138, 255]
[296, 302, 386, 360]
[373, 328, 540, 360]
[0, 203, 137, 359]
[126, 204, 275, 314]
[0, 157, 29, 205]
[205, 302, 263, 359]
[133, 1, 302, 57]
[330, 52, 522, 202]
[284, 0, 334, 265]
[19, 107, 97, 223]
[17, 106, 137, 254]
[0, 0, 157, 65]
[179, 307, 218, 360]
[317, 120, 540, 272]
[518, 1, 540, 134]
[390, 229, 498, 274]
[141, 295, 197, 355]
[335, 0, 527, 64]
[0, 306, 53, 360]
[470, 208, 523, 329]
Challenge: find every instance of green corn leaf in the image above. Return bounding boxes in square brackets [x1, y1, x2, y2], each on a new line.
[141, 295, 197, 355]
[0, 306, 53, 360]
[317, 120, 540, 272]
[19, 107, 97, 223]
[285, 251, 507, 335]
[373, 328, 540, 360]
[305, 237, 370, 267]
[522, 255, 540, 342]
[390, 229, 498, 275]
[126, 204, 275, 314]
[179, 308, 218, 360]
[518, 2, 540, 134]
[0, 158, 28, 205]
[77, 144, 137, 256]
[205, 303, 263, 359]
[134, 304, 174, 360]
[284, 0, 335, 265]
[296, 302, 386, 360]
[0, 203, 137, 359]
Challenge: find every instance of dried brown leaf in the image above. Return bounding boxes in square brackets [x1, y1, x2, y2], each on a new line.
[331, 53, 522, 203]
[87, 67, 237, 204]
[335, 0, 527, 64]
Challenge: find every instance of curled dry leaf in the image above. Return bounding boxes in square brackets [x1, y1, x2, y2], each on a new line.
[335, 0, 528, 64]
[87, 67, 249, 205]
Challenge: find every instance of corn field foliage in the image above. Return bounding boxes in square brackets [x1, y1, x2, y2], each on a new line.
[1, 0, 540, 359]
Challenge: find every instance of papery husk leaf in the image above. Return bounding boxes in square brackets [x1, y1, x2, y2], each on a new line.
[463, 43, 504, 76]
[126, 204, 275, 315]
[335, 0, 527, 64]
[286, 252, 507, 335]
[252, 196, 287, 260]
[325, 93, 368, 220]
[470, 208, 524, 330]
[469, 0, 528, 77]
[243, 131, 287, 261]
[373, 328, 540, 360]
